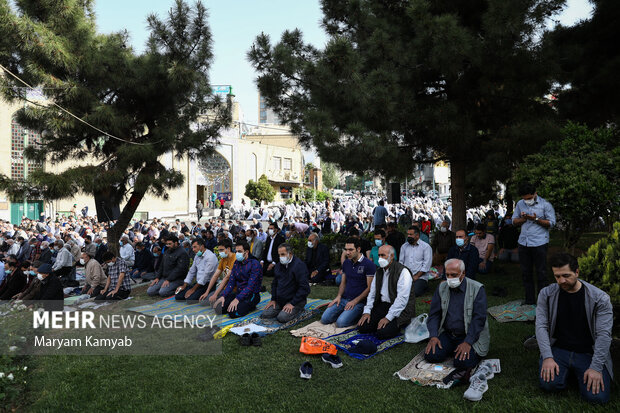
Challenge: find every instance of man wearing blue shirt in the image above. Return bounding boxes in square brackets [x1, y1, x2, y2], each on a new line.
[512, 182, 556, 305]
[373, 200, 389, 228]
[321, 237, 376, 327]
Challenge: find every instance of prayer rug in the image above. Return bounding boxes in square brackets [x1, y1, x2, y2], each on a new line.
[324, 329, 405, 360]
[290, 320, 353, 339]
[487, 300, 536, 323]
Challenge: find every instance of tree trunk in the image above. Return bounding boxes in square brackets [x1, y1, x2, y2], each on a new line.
[106, 169, 153, 256]
[450, 159, 466, 231]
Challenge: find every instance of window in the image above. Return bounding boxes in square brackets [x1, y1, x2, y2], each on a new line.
[272, 156, 282, 171]
[11, 118, 42, 180]
[283, 158, 292, 170]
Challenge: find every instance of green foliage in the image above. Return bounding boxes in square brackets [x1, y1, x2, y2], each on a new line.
[248, 0, 563, 229]
[321, 162, 339, 190]
[0, 0, 230, 241]
[579, 222, 620, 306]
[244, 174, 275, 205]
[512, 122, 620, 247]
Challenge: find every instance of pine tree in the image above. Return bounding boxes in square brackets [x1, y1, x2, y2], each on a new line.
[0, 0, 230, 250]
[248, 0, 563, 229]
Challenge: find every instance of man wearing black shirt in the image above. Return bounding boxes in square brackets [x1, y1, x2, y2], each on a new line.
[385, 222, 405, 255]
[536, 253, 613, 404]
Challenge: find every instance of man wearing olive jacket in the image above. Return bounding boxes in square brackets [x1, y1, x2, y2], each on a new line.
[147, 235, 189, 297]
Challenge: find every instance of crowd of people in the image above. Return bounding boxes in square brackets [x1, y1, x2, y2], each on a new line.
[0, 181, 611, 404]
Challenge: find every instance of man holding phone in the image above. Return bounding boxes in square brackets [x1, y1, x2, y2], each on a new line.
[512, 182, 556, 305]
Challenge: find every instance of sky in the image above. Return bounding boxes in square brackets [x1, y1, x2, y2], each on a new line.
[94, 0, 593, 124]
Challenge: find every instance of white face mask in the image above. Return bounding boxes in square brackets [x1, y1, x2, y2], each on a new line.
[268, 229, 275, 236]
[440, 227, 447, 233]
[37, 273, 44, 281]
[79, 258, 85, 265]
[378, 257, 389, 268]
[446, 277, 462, 289]
[524, 198, 536, 206]
[307, 241, 314, 248]
[280, 255, 290, 265]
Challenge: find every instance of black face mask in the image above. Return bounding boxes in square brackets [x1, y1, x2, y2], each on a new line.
[407, 237, 416, 245]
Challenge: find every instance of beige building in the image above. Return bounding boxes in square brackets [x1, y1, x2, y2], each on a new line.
[1, 95, 306, 223]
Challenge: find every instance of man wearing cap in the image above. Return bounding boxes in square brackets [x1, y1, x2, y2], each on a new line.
[96, 252, 131, 301]
[80, 251, 107, 298]
[359, 244, 415, 339]
[425, 258, 490, 369]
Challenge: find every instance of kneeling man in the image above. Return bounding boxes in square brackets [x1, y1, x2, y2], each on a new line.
[358, 245, 415, 339]
[425, 258, 489, 369]
[261, 243, 310, 323]
[175, 238, 218, 301]
[213, 241, 263, 318]
[537, 252, 612, 404]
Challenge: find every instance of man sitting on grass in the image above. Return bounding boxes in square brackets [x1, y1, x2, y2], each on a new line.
[425, 258, 489, 369]
[175, 238, 218, 302]
[322, 237, 375, 327]
[262, 243, 310, 323]
[147, 235, 189, 297]
[96, 252, 131, 301]
[81, 251, 107, 298]
[199, 238, 236, 306]
[536, 252, 612, 404]
[213, 241, 263, 318]
[358, 244, 415, 339]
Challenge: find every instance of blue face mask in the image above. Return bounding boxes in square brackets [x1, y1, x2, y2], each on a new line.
[456, 238, 465, 247]
[153, 253, 159, 257]
[374, 239, 383, 247]
[196, 251, 203, 257]
[29, 270, 36, 276]
[235, 252, 244, 262]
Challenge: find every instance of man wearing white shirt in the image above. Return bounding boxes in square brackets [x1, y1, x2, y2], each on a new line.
[52, 240, 74, 279]
[175, 238, 218, 301]
[119, 236, 135, 267]
[358, 245, 416, 339]
[399, 226, 432, 297]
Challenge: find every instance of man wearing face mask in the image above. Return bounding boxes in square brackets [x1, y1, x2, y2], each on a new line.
[35, 263, 64, 302]
[38, 241, 53, 265]
[262, 243, 310, 323]
[0, 259, 27, 300]
[83, 235, 97, 258]
[201, 239, 236, 306]
[119, 235, 135, 268]
[305, 233, 331, 284]
[512, 182, 556, 304]
[80, 252, 107, 297]
[367, 229, 387, 267]
[446, 230, 481, 280]
[359, 244, 415, 339]
[399, 226, 432, 297]
[96, 252, 131, 301]
[213, 242, 263, 318]
[246, 229, 264, 260]
[432, 221, 456, 266]
[261, 223, 285, 278]
[175, 238, 218, 301]
[425, 259, 490, 370]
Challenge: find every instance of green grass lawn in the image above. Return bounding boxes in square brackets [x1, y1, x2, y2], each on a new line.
[19, 254, 618, 413]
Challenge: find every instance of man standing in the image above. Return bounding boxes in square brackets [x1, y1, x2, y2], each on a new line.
[399, 226, 432, 297]
[261, 223, 285, 278]
[373, 200, 389, 228]
[246, 229, 264, 260]
[359, 245, 415, 339]
[147, 235, 190, 297]
[196, 199, 203, 221]
[305, 233, 331, 283]
[262, 243, 310, 323]
[512, 182, 556, 304]
[175, 238, 218, 301]
[537, 253, 612, 404]
[322, 237, 375, 327]
[446, 230, 480, 280]
[213, 242, 263, 318]
[425, 259, 490, 369]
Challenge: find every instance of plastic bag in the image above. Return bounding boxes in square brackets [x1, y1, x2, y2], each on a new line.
[405, 313, 429, 343]
[299, 336, 338, 355]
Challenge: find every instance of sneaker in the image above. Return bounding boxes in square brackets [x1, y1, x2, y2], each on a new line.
[322, 353, 343, 368]
[251, 332, 262, 347]
[239, 333, 252, 346]
[523, 335, 538, 350]
[464, 373, 489, 401]
[299, 362, 313, 379]
[474, 362, 495, 381]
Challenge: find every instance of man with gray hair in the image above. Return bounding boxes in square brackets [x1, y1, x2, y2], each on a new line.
[262, 243, 310, 323]
[119, 235, 135, 267]
[52, 239, 74, 280]
[38, 240, 53, 264]
[425, 258, 490, 369]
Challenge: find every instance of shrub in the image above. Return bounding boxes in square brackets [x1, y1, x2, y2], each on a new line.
[578, 222, 620, 306]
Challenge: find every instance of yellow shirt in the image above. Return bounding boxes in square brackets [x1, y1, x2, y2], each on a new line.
[217, 254, 236, 275]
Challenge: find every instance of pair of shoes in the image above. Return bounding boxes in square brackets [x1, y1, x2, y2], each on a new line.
[322, 353, 343, 368]
[463, 361, 495, 401]
[523, 335, 538, 350]
[239, 332, 262, 347]
[299, 362, 313, 379]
